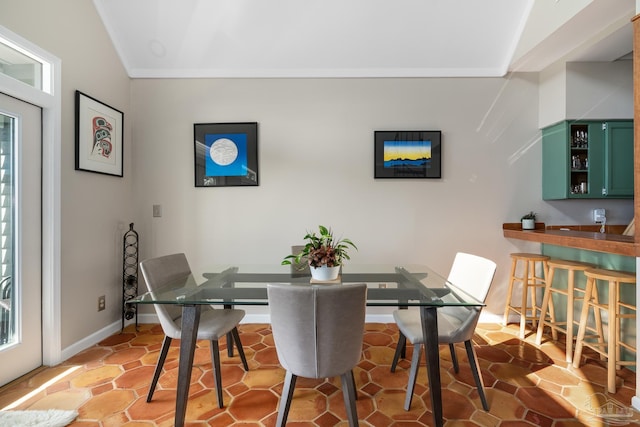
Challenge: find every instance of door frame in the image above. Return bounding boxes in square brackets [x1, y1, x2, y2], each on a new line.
[0, 25, 62, 365]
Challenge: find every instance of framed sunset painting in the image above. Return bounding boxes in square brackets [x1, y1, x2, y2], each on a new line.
[374, 130, 441, 179]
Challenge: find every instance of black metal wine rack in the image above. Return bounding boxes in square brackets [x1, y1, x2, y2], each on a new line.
[122, 223, 139, 332]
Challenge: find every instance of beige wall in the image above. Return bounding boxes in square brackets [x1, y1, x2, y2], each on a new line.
[130, 76, 543, 319]
[539, 60, 634, 128]
[566, 61, 634, 120]
[0, 0, 133, 349]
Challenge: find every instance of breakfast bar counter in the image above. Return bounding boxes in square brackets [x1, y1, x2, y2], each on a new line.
[503, 223, 638, 257]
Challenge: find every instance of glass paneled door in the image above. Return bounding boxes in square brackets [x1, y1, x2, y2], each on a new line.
[0, 93, 42, 386]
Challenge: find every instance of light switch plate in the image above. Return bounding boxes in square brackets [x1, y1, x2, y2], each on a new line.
[593, 208, 605, 223]
[153, 204, 162, 217]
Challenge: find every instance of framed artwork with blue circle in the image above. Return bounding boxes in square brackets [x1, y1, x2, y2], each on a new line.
[194, 122, 258, 187]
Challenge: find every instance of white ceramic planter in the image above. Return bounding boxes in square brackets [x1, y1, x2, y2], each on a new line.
[522, 219, 535, 230]
[310, 265, 340, 281]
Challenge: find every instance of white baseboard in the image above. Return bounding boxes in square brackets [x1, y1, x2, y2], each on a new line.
[60, 320, 122, 362]
[61, 310, 502, 362]
[132, 313, 395, 324]
[479, 312, 505, 324]
[127, 312, 500, 325]
[117, 311, 503, 326]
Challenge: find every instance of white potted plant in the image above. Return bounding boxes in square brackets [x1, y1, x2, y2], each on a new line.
[282, 225, 357, 281]
[521, 211, 537, 230]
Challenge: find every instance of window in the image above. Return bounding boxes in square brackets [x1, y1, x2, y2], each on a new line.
[0, 36, 49, 93]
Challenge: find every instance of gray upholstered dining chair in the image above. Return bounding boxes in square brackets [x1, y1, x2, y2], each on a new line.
[139, 253, 249, 409]
[390, 252, 496, 411]
[267, 283, 367, 427]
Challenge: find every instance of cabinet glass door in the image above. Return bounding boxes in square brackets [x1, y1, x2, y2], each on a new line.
[569, 124, 589, 196]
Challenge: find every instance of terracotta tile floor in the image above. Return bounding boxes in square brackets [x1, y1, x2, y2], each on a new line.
[0, 322, 639, 426]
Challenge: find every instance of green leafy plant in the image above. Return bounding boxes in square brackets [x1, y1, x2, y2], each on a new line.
[282, 225, 358, 268]
[521, 211, 537, 221]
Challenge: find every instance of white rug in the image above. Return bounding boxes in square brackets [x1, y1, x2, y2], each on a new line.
[0, 409, 78, 426]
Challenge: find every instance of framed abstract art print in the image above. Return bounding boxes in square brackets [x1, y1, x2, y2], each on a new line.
[194, 122, 259, 187]
[75, 90, 124, 177]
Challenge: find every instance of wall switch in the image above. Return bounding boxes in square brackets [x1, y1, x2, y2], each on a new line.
[593, 208, 606, 223]
[152, 204, 162, 217]
[98, 295, 106, 311]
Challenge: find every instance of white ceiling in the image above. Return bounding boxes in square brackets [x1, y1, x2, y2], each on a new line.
[92, 0, 636, 79]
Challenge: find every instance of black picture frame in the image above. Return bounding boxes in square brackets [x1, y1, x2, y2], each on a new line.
[194, 122, 259, 187]
[374, 130, 441, 179]
[75, 90, 124, 177]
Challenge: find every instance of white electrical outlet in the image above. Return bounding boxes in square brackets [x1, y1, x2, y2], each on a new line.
[593, 208, 606, 223]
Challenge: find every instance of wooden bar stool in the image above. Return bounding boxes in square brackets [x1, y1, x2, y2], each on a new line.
[535, 259, 594, 363]
[503, 253, 549, 339]
[572, 268, 636, 393]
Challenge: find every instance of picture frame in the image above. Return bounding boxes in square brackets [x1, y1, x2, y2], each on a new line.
[194, 122, 259, 187]
[75, 90, 124, 177]
[374, 130, 441, 179]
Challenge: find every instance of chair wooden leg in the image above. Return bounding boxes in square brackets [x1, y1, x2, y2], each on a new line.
[391, 332, 407, 372]
[607, 280, 617, 393]
[276, 371, 297, 427]
[546, 279, 557, 341]
[340, 370, 358, 427]
[230, 327, 249, 371]
[404, 343, 422, 411]
[147, 335, 171, 402]
[341, 370, 359, 427]
[565, 269, 576, 363]
[573, 278, 594, 368]
[535, 268, 553, 345]
[591, 287, 606, 361]
[503, 259, 518, 325]
[350, 369, 358, 401]
[519, 261, 530, 339]
[449, 343, 459, 373]
[535, 266, 557, 345]
[464, 340, 489, 411]
[210, 340, 223, 408]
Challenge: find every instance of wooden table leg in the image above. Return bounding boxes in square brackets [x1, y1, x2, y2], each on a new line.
[421, 305, 443, 427]
[175, 304, 201, 427]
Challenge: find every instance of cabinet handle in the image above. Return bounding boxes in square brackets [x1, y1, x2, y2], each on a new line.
[602, 187, 607, 196]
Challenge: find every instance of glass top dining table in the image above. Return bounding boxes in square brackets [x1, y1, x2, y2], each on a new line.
[131, 263, 484, 427]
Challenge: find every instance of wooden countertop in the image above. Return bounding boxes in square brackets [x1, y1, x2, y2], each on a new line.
[503, 223, 638, 257]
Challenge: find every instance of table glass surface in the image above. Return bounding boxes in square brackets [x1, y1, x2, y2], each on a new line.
[130, 264, 484, 308]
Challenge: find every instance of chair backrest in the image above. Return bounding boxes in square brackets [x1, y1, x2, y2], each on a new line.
[267, 283, 367, 379]
[439, 252, 497, 343]
[139, 253, 192, 338]
[447, 252, 497, 303]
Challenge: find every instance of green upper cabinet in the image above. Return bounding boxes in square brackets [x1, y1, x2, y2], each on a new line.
[604, 121, 634, 197]
[542, 120, 634, 200]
